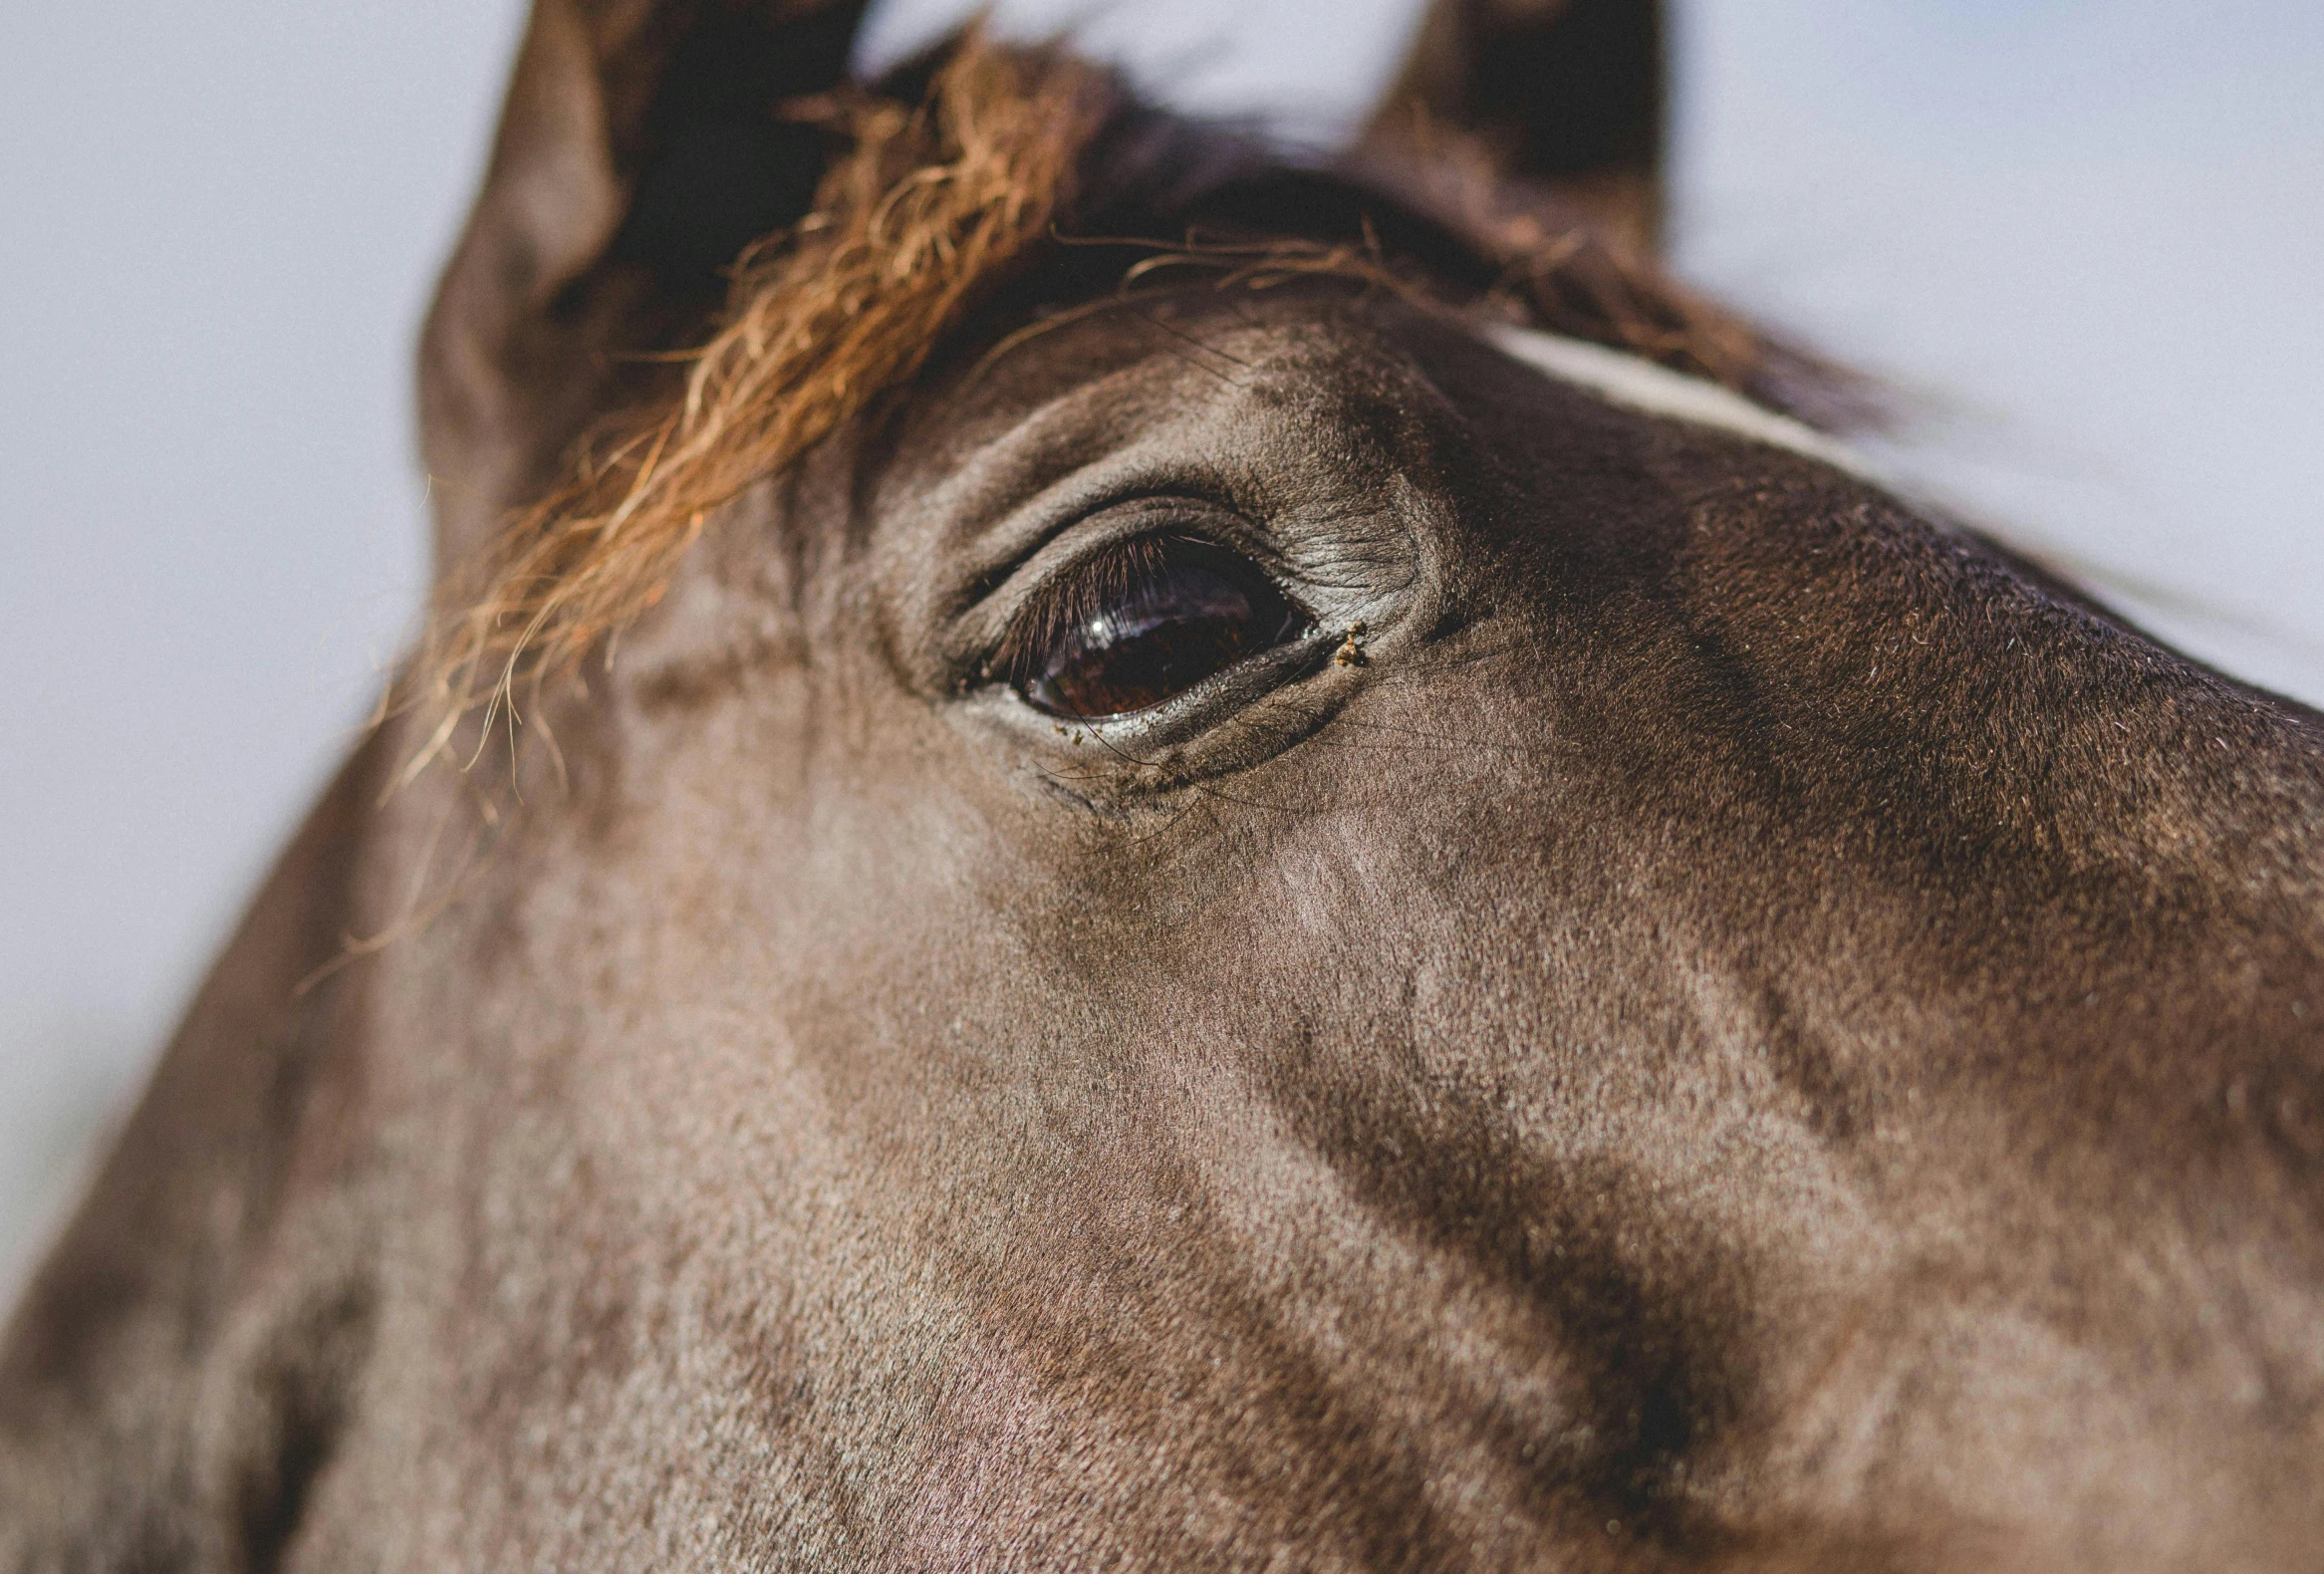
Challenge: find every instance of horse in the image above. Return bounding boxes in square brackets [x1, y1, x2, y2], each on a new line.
[5, 1, 2321, 1567]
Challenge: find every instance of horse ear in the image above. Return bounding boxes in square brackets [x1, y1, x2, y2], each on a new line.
[1361, 0, 1665, 254]
[419, 0, 869, 579]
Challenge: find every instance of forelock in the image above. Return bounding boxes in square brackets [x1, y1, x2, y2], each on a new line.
[405, 30, 1849, 757]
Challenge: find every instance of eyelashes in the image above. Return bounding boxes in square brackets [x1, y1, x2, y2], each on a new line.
[990, 532, 1311, 719]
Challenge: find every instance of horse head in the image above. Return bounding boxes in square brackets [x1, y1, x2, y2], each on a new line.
[6, 2, 2321, 1568]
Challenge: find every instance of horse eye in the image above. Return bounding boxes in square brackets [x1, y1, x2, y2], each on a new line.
[999, 534, 1310, 719]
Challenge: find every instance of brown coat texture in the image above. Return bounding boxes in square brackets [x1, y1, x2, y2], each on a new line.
[4, 3, 2320, 1569]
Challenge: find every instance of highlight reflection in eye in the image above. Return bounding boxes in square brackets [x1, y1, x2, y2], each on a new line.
[995, 534, 1310, 719]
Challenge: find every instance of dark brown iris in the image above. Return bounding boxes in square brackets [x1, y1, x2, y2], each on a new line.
[999, 534, 1308, 719]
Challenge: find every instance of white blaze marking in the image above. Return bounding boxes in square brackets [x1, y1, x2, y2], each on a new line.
[1481, 323, 1888, 486]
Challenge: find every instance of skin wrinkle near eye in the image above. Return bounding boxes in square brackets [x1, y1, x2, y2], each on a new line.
[879, 306, 1447, 707]
[826, 300, 1486, 805]
[926, 335, 1399, 579]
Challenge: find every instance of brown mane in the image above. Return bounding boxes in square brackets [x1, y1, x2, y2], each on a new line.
[408, 31, 1826, 751]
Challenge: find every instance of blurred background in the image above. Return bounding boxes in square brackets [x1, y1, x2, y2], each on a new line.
[3, 0, 2320, 1295]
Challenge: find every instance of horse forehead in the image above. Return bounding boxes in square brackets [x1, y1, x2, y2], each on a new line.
[911, 310, 1888, 518]
[881, 308, 1440, 528]
[1480, 323, 1889, 487]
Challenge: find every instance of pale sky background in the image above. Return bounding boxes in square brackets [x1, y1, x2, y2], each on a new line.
[2, 0, 2320, 1291]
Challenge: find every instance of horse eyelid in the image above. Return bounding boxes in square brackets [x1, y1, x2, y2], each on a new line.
[980, 528, 1305, 691]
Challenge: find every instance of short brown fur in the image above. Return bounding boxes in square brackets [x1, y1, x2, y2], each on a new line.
[8, 5, 2321, 1571]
